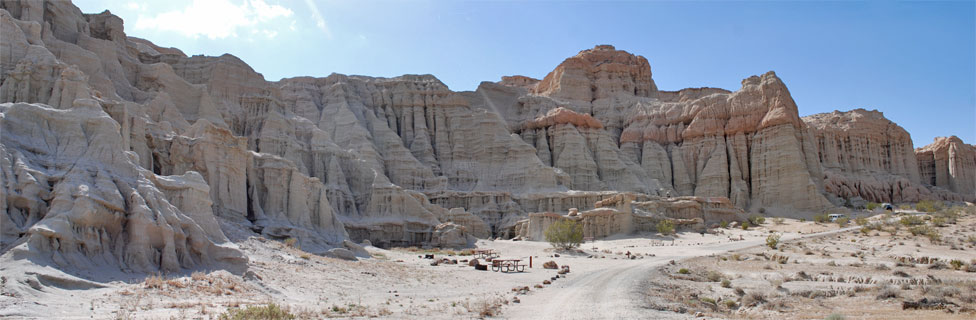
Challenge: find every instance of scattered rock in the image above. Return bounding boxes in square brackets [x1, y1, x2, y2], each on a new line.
[543, 261, 559, 269]
[326, 248, 357, 261]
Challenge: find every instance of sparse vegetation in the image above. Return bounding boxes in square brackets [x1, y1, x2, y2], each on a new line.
[766, 233, 780, 249]
[656, 219, 676, 236]
[678, 268, 690, 274]
[855, 217, 868, 226]
[814, 213, 829, 223]
[866, 202, 879, 211]
[915, 200, 942, 213]
[900, 215, 924, 226]
[721, 279, 732, 288]
[283, 237, 299, 249]
[218, 303, 295, 320]
[908, 225, 941, 243]
[772, 217, 785, 225]
[545, 219, 584, 249]
[835, 217, 849, 226]
[748, 215, 766, 226]
[741, 221, 751, 230]
[720, 221, 729, 229]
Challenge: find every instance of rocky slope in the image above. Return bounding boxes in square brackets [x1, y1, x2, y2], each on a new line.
[0, 0, 973, 275]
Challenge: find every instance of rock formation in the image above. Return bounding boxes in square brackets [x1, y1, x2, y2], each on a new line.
[514, 193, 744, 241]
[1, 0, 973, 275]
[804, 109, 930, 204]
[916, 136, 976, 200]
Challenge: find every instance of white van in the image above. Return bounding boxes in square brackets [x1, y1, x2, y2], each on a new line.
[828, 214, 846, 222]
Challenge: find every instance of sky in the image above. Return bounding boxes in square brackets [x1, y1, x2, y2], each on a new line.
[73, 0, 975, 147]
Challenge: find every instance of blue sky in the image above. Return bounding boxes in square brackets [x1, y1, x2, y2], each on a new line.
[74, 0, 975, 147]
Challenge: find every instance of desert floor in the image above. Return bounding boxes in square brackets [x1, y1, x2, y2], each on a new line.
[1, 210, 973, 319]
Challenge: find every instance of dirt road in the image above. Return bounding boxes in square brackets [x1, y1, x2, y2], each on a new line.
[502, 227, 857, 319]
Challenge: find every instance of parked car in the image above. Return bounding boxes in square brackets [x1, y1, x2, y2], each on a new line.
[828, 213, 846, 222]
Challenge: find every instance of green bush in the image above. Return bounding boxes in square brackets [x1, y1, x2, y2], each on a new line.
[721, 278, 732, 288]
[835, 217, 849, 226]
[908, 225, 941, 243]
[741, 221, 751, 230]
[748, 215, 766, 225]
[219, 303, 295, 320]
[915, 200, 942, 213]
[900, 216, 924, 226]
[931, 216, 947, 227]
[720, 221, 729, 229]
[814, 213, 830, 223]
[766, 233, 781, 249]
[678, 268, 690, 274]
[656, 219, 676, 235]
[545, 219, 583, 249]
[866, 202, 879, 211]
[855, 217, 868, 226]
[950, 259, 964, 270]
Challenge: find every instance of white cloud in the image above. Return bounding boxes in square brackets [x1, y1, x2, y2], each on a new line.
[125, 2, 142, 11]
[134, 0, 293, 40]
[302, 0, 332, 38]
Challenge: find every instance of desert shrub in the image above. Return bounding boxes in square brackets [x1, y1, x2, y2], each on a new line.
[706, 271, 724, 282]
[949, 259, 964, 270]
[144, 273, 164, 289]
[931, 216, 947, 227]
[219, 303, 295, 320]
[656, 219, 676, 235]
[678, 268, 690, 274]
[915, 200, 942, 212]
[741, 291, 767, 307]
[835, 217, 849, 226]
[825, 314, 846, 320]
[855, 217, 868, 226]
[283, 237, 299, 249]
[720, 221, 729, 229]
[766, 233, 781, 249]
[748, 215, 766, 225]
[741, 221, 751, 230]
[908, 225, 941, 242]
[875, 284, 899, 300]
[545, 219, 583, 249]
[900, 216, 924, 226]
[814, 213, 829, 223]
[724, 299, 737, 309]
[721, 279, 732, 288]
[866, 202, 879, 211]
[772, 217, 785, 225]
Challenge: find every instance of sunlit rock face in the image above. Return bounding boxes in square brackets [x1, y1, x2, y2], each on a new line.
[476, 46, 834, 214]
[916, 136, 976, 201]
[804, 109, 929, 204]
[1, 0, 973, 275]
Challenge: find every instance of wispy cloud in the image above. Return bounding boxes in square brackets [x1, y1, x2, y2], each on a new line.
[302, 0, 332, 38]
[134, 0, 293, 39]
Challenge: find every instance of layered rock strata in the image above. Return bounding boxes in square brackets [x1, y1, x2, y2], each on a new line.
[1, 0, 974, 275]
[916, 136, 976, 200]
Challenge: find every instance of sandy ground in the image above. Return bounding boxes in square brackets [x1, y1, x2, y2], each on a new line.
[641, 211, 976, 319]
[1, 210, 970, 319]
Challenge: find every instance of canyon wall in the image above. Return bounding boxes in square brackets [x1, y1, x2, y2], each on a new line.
[1, 0, 973, 273]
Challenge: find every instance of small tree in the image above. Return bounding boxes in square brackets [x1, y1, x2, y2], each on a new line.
[656, 219, 676, 235]
[545, 219, 583, 249]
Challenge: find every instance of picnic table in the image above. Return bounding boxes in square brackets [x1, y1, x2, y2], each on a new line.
[472, 248, 499, 259]
[490, 259, 525, 273]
